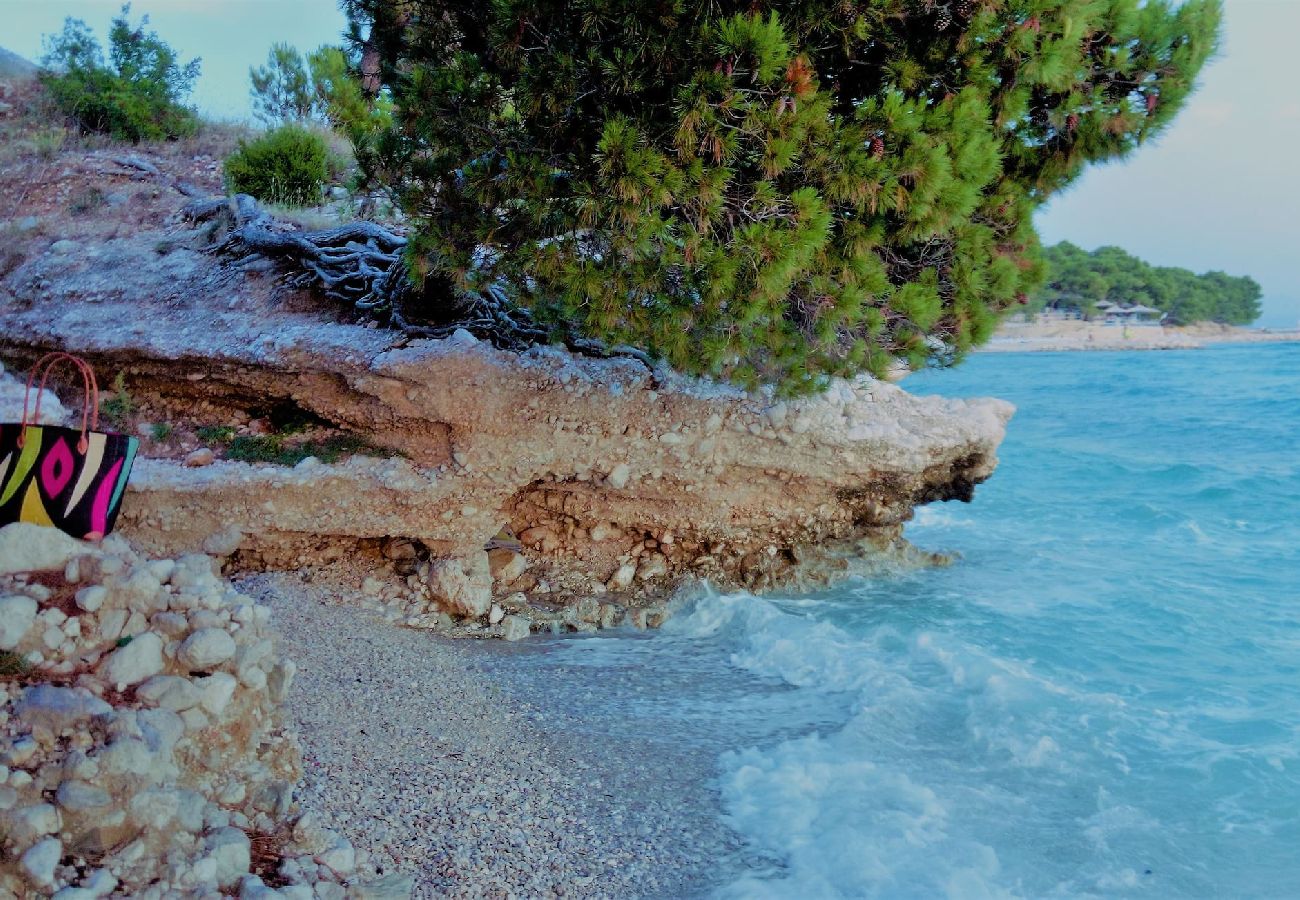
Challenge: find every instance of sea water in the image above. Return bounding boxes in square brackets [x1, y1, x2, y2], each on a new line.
[511, 343, 1300, 898]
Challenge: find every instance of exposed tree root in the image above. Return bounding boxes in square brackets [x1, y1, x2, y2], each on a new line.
[181, 193, 654, 368]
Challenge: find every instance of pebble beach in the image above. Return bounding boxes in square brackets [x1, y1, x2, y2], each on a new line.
[252, 573, 739, 898]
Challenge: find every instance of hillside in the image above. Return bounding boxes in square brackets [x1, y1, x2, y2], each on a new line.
[0, 47, 36, 80]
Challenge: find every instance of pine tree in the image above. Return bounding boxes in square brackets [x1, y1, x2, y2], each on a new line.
[341, 0, 1221, 394]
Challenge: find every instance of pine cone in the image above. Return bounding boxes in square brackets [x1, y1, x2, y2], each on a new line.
[871, 137, 886, 159]
[1066, 113, 1079, 132]
[936, 6, 953, 30]
[956, 0, 975, 18]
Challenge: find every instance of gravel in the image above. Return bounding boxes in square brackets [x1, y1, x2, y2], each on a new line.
[251, 573, 738, 898]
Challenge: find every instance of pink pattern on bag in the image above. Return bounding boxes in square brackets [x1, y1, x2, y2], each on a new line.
[89, 457, 124, 539]
[39, 435, 75, 498]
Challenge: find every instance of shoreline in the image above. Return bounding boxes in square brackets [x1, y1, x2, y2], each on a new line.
[979, 321, 1300, 353]
[253, 572, 740, 898]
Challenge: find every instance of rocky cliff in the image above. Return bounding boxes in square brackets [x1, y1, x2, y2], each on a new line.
[0, 177, 1012, 638]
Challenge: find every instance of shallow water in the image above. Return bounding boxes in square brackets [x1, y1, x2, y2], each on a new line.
[496, 343, 1300, 898]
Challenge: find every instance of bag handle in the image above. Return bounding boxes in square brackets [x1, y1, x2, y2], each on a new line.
[20, 352, 101, 453]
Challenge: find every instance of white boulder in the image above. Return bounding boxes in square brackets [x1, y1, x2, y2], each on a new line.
[0, 523, 94, 576]
[97, 632, 164, 687]
[0, 594, 38, 650]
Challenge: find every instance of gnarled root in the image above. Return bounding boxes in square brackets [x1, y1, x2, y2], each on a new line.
[181, 194, 653, 367]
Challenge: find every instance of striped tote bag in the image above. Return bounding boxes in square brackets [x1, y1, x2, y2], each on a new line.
[0, 353, 138, 540]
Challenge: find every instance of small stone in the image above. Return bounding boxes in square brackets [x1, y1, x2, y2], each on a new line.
[607, 463, 631, 489]
[238, 874, 274, 899]
[636, 552, 669, 581]
[202, 525, 243, 557]
[74, 585, 107, 612]
[49, 239, 79, 254]
[21, 837, 62, 887]
[136, 675, 205, 711]
[488, 604, 505, 625]
[606, 563, 636, 591]
[501, 615, 531, 642]
[97, 631, 164, 687]
[267, 659, 296, 703]
[184, 448, 215, 467]
[589, 522, 621, 542]
[56, 780, 111, 812]
[16, 684, 112, 733]
[487, 548, 527, 584]
[207, 826, 251, 887]
[349, 873, 417, 899]
[98, 608, 128, 643]
[51, 867, 116, 899]
[177, 628, 236, 669]
[0, 594, 38, 650]
[315, 838, 355, 876]
[11, 803, 61, 845]
[200, 672, 239, 715]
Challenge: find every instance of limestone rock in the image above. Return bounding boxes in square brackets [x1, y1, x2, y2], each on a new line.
[97, 631, 164, 687]
[16, 685, 112, 733]
[487, 548, 527, 585]
[636, 553, 669, 582]
[75, 585, 107, 612]
[136, 675, 205, 711]
[202, 525, 244, 557]
[0, 594, 38, 649]
[349, 873, 417, 899]
[207, 826, 252, 887]
[606, 563, 636, 591]
[20, 837, 62, 887]
[200, 672, 239, 715]
[501, 615, 531, 642]
[55, 780, 112, 812]
[184, 447, 215, 467]
[426, 555, 492, 618]
[177, 628, 237, 669]
[0, 524, 93, 576]
[606, 463, 632, 490]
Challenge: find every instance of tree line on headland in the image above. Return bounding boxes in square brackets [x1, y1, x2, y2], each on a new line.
[1032, 241, 1261, 325]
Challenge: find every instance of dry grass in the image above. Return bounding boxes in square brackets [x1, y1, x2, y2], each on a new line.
[246, 828, 293, 888]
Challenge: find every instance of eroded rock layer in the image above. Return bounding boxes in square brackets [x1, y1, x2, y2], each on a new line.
[0, 222, 1012, 632]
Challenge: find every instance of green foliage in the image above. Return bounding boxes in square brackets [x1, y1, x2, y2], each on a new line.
[38, 4, 200, 142]
[195, 425, 236, 444]
[250, 42, 316, 123]
[100, 372, 135, 428]
[347, 0, 1221, 393]
[248, 43, 394, 194]
[150, 422, 174, 442]
[1035, 242, 1262, 325]
[195, 419, 387, 465]
[224, 124, 330, 207]
[221, 433, 385, 466]
[250, 43, 391, 132]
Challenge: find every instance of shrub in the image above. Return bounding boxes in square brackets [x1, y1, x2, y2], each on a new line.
[38, 5, 200, 143]
[348, 0, 1221, 394]
[224, 124, 329, 207]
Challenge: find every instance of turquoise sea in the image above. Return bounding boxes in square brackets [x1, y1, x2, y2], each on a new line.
[511, 343, 1300, 898]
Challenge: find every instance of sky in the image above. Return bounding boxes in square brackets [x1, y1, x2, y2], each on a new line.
[1, 0, 1297, 327]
